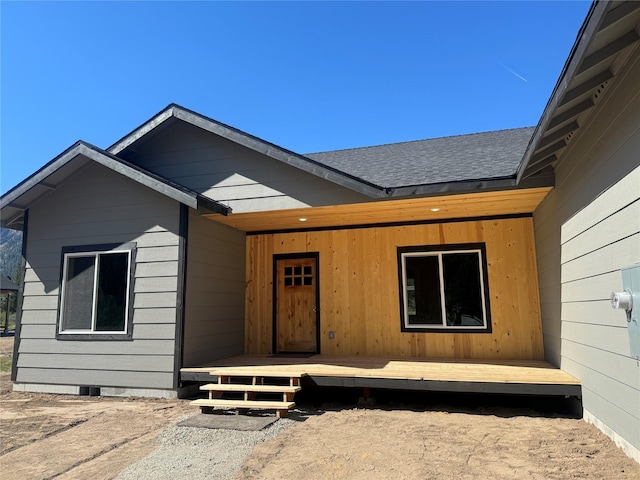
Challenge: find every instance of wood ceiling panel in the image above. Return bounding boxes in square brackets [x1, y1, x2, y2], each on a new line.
[203, 187, 552, 232]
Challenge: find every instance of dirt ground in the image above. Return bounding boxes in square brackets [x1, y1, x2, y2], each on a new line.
[1, 335, 638, 479]
[0, 336, 194, 479]
[238, 407, 638, 480]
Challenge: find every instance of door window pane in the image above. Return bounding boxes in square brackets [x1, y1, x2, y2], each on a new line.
[283, 262, 314, 288]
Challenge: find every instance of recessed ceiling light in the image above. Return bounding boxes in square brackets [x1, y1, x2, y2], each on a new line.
[430, 208, 440, 212]
[299, 217, 308, 222]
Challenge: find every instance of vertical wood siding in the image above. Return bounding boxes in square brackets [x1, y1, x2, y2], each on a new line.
[121, 121, 368, 213]
[16, 163, 180, 390]
[533, 52, 640, 454]
[245, 217, 543, 360]
[182, 210, 246, 366]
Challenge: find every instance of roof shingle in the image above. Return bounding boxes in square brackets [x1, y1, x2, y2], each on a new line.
[306, 127, 535, 188]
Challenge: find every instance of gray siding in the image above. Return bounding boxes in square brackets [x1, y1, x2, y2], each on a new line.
[534, 51, 640, 456]
[182, 210, 246, 366]
[17, 162, 181, 390]
[120, 120, 369, 212]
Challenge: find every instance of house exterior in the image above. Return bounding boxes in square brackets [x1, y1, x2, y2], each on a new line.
[0, 0, 638, 461]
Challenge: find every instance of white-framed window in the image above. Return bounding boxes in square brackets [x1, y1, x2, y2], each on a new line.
[58, 243, 135, 337]
[398, 243, 492, 333]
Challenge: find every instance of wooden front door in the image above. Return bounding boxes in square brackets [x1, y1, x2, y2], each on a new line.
[274, 255, 319, 353]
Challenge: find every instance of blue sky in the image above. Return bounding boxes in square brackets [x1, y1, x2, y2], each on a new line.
[1, 1, 591, 195]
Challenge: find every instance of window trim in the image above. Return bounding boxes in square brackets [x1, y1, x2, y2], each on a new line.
[56, 243, 136, 340]
[397, 243, 492, 333]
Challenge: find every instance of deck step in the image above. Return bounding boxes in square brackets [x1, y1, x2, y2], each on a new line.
[191, 398, 295, 409]
[191, 398, 295, 417]
[200, 383, 301, 394]
[193, 372, 304, 418]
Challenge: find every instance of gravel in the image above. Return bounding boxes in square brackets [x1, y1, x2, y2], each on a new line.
[115, 413, 297, 480]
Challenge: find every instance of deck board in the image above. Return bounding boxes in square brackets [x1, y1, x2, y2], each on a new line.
[181, 354, 580, 386]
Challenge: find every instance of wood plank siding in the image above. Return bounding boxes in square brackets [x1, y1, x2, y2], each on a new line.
[182, 209, 246, 366]
[16, 163, 181, 390]
[244, 216, 544, 360]
[533, 50, 640, 455]
[118, 119, 368, 213]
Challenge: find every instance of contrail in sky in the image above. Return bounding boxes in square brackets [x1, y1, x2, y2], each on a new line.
[499, 63, 528, 82]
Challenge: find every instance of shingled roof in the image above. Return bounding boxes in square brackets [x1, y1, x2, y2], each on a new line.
[307, 127, 536, 190]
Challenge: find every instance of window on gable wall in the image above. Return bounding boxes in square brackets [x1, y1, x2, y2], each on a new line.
[58, 243, 135, 337]
[398, 243, 492, 333]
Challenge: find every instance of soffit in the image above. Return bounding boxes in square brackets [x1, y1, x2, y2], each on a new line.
[518, 1, 640, 181]
[203, 187, 552, 233]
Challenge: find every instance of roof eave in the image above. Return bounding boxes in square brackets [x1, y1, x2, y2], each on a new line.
[96, 141, 231, 215]
[1, 141, 231, 230]
[196, 194, 231, 215]
[386, 171, 553, 198]
[82, 143, 199, 209]
[516, 1, 607, 183]
[108, 104, 386, 199]
[516, 1, 640, 183]
[107, 106, 175, 155]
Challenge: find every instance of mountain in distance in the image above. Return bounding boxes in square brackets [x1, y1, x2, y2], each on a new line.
[0, 228, 23, 281]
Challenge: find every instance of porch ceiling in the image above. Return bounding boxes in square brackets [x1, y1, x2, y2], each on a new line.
[203, 186, 552, 233]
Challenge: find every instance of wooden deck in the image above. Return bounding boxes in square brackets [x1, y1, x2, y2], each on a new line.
[181, 354, 581, 397]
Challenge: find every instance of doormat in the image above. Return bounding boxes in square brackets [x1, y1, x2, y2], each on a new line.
[269, 353, 315, 358]
[178, 413, 277, 431]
